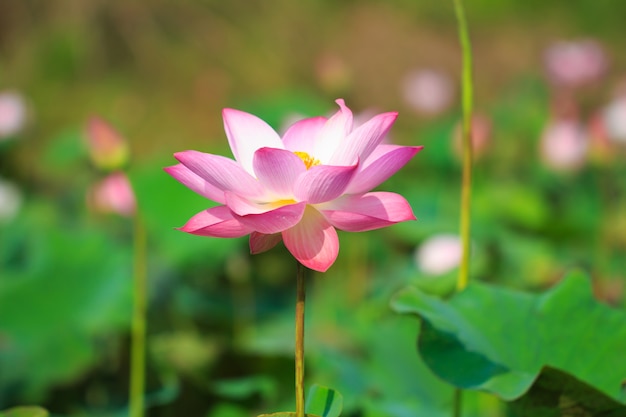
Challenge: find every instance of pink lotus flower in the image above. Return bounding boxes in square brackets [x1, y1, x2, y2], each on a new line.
[166, 99, 421, 272]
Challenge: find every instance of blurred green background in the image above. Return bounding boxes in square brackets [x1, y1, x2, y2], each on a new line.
[1, 1, 625, 416]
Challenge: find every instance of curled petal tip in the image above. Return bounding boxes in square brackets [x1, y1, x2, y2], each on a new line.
[301, 262, 331, 273]
[384, 111, 399, 120]
[173, 151, 189, 162]
[221, 107, 239, 118]
[176, 224, 193, 233]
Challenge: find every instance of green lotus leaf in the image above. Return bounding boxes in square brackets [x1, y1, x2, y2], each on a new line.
[391, 270, 626, 415]
[508, 367, 625, 417]
[305, 384, 343, 417]
[0, 199, 132, 398]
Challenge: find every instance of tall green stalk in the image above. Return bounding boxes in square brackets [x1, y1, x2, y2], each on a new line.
[452, 386, 463, 417]
[295, 262, 306, 417]
[453, 0, 474, 292]
[130, 213, 147, 417]
[452, 0, 473, 415]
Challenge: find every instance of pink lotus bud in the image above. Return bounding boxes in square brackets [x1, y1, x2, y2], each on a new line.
[543, 40, 607, 88]
[401, 69, 455, 116]
[540, 119, 588, 172]
[415, 234, 463, 276]
[85, 117, 130, 171]
[0, 178, 22, 222]
[88, 172, 136, 217]
[0, 91, 27, 140]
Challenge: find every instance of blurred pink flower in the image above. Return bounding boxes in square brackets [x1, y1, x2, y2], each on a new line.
[540, 119, 588, 171]
[415, 234, 462, 276]
[0, 91, 27, 140]
[401, 69, 455, 116]
[166, 99, 421, 272]
[88, 172, 136, 217]
[85, 117, 130, 171]
[543, 40, 607, 88]
[452, 113, 492, 159]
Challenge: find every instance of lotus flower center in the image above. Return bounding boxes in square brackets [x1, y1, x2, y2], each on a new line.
[294, 151, 320, 170]
[269, 198, 297, 208]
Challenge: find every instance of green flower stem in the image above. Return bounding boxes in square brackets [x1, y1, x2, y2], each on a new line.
[453, 387, 462, 417]
[295, 262, 306, 417]
[130, 212, 147, 417]
[453, 0, 474, 292]
[453, 0, 473, 415]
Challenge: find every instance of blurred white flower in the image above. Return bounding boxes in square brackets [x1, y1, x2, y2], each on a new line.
[540, 119, 588, 171]
[401, 69, 455, 116]
[88, 172, 136, 217]
[0, 91, 27, 140]
[543, 40, 607, 88]
[415, 234, 463, 276]
[602, 96, 626, 144]
[0, 178, 23, 222]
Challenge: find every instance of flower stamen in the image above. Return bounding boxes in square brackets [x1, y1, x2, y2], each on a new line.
[294, 151, 320, 170]
[268, 198, 297, 208]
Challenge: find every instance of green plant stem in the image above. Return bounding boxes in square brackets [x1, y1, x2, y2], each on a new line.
[295, 262, 306, 417]
[453, 388, 462, 417]
[452, 0, 473, 416]
[130, 213, 147, 417]
[454, 0, 474, 292]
